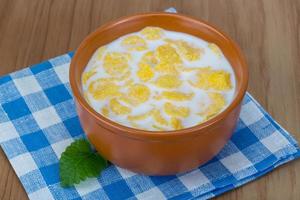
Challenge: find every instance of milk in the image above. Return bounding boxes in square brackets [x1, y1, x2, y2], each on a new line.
[82, 27, 236, 131]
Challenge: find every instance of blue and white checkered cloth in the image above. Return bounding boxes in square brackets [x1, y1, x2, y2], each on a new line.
[1, 28, 300, 200]
[0, 53, 299, 200]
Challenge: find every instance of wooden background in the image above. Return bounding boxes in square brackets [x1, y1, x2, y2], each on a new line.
[0, 0, 299, 199]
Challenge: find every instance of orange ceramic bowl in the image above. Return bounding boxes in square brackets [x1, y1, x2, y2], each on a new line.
[69, 12, 248, 175]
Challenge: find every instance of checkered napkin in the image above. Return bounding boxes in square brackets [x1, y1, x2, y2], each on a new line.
[0, 53, 299, 200]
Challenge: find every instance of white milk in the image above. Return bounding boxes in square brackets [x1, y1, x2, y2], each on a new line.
[82, 27, 236, 131]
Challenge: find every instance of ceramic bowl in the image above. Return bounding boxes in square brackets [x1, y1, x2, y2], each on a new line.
[69, 12, 248, 175]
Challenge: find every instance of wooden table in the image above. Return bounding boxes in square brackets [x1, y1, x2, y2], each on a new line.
[0, 0, 299, 199]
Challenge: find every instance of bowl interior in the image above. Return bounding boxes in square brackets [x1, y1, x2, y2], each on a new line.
[70, 12, 248, 136]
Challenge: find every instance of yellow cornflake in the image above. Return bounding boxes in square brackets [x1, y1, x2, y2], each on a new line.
[199, 92, 226, 119]
[109, 99, 131, 115]
[140, 27, 163, 40]
[118, 95, 134, 105]
[103, 52, 130, 76]
[130, 121, 142, 129]
[189, 67, 232, 90]
[121, 35, 147, 51]
[82, 68, 97, 85]
[164, 102, 190, 118]
[114, 71, 131, 81]
[152, 124, 166, 131]
[120, 84, 151, 105]
[128, 84, 151, 104]
[152, 109, 168, 126]
[84, 92, 91, 104]
[137, 62, 154, 82]
[208, 43, 222, 57]
[160, 91, 194, 101]
[101, 107, 109, 117]
[154, 62, 178, 75]
[96, 46, 107, 60]
[170, 118, 183, 130]
[123, 79, 134, 86]
[173, 40, 203, 61]
[155, 75, 182, 89]
[88, 79, 121, 100]
[127, 111, 152, 121]
[140, 51, 158, 66]
[164, 38, 177, 45]
[155, 44, 182, 65]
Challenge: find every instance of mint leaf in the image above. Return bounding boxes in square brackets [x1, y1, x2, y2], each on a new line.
[59, 139, 108, 187]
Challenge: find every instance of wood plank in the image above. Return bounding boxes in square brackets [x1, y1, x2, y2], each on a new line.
[0, 0, 299, 199]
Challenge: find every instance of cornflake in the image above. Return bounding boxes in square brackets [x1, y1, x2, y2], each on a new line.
[103, 52, 130, 76]
[190, 67, 232, 90]
[208, 43, 222, 57]
[172, 40, 203, 61]
[128, 84, 151, 104]
[199, 92, 226, 120]
[109, 99, 131, 115]
[82, 68, 97, 85]
[170, 118, 183, 130]
[152, 109, 168, 126]
[96, 46, 107, 60]
[155, 75, 182, 89]
[88, 79, 121, 100]
[164, 102, 190, 118]
[101, 107, 109, 117]
[160, 91, 194, 101]
[141, 27, 163, 40]
[155, 44, 182, 65]
[127, 111, 152, 121]
[137, 63, 154, 82]
[122, 35, 147, 51]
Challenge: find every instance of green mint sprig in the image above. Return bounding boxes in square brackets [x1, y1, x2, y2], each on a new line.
[59, 139, 108, 187]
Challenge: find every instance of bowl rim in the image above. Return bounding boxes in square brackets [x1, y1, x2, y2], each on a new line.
[69, 12, 248, 140]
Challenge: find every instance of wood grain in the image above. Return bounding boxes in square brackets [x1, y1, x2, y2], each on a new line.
[0, 0, 299, 199]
